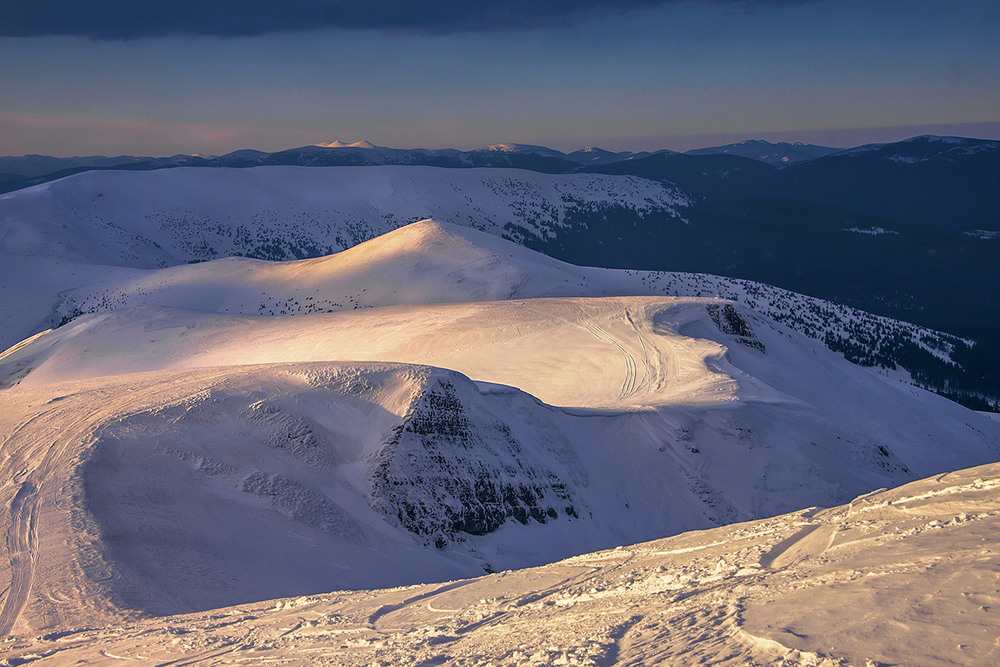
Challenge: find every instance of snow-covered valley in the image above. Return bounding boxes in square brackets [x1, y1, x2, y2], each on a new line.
[0, 169, 998, 664]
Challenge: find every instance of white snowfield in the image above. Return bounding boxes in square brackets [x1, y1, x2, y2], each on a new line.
[3, 454, 999, 666]
[0, 216, 998, 663]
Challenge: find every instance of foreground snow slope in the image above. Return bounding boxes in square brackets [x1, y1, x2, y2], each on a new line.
[4, 460, 998, 666]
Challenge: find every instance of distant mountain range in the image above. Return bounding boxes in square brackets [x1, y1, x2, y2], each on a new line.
[0, 140, 662, 187]
[2, 135, 995, 232]
[0, 138, 832, 187]
[0, 138, 845, 182]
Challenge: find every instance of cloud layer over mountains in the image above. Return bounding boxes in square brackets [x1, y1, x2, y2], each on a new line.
[5, 0, 817, 39]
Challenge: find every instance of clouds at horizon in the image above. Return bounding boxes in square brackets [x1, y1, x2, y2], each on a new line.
[5, 0, 819, 40]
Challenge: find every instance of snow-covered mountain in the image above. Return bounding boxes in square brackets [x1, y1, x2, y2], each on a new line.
[1, 219, 998, 633]
[0, 166, 689, 271]
[2, 177, 999, 663]
[833, 134, 1000, 162]
[0, 212, 969, 404]
[1, 162, 992, 409]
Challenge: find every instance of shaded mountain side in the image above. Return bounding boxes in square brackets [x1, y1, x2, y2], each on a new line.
[583, 136, 1000, 232]
[685, 139, 839, 166]
[508, 199, 1000, 409]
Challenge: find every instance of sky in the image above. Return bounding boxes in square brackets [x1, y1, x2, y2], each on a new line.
[1, 0, 998, 156]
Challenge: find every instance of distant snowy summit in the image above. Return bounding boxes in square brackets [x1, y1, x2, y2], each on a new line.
[313, 139, 378, 149]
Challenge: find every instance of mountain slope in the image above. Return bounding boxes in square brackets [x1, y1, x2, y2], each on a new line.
[0, 166, 689, 268]
[1, 340, 998, 629]
[2, 363, 999, 664]
[586, 135, 1000, 231]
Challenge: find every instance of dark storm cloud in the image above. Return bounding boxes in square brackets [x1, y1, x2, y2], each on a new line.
[3, 0, 819, 40]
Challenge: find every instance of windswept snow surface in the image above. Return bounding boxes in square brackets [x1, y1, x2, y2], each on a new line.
[3, 460, 999, 665]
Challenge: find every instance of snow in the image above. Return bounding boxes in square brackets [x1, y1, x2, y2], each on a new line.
[0, 216, 966, 382]
[844, 226, 900, 236]
[1, 176, 998, 663]
[1, 220, 997, 634]
[0, 165, 690, 270]
[3, 457, 999, 665]
[313, 140, 378, 149]
[964, 229, 1000, 240]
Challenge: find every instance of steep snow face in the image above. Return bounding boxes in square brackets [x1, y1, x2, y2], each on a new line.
[0, 166, 689, 268]
[76, 364, 466, 615]
[368, 372, 582, 549]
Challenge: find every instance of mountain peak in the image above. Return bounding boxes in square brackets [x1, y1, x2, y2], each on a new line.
[313, 140, 377, 149]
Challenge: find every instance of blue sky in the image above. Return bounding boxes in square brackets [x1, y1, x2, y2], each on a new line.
[2, 0, 998, 156]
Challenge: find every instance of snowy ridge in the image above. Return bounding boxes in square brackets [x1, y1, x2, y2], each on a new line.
[631, 269, 970, 367]
[13, 219, 970, 390]
[0, 166, 690, 269]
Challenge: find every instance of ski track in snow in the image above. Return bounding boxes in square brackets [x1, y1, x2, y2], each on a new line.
[0, 480, 38, 637]
[582, 321, 638, 400]
[0, 371, 238, 636]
